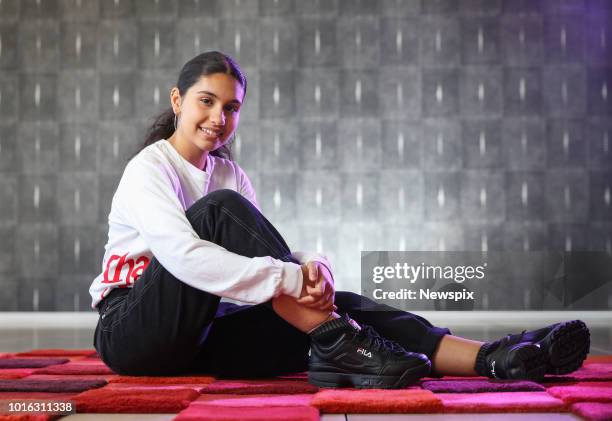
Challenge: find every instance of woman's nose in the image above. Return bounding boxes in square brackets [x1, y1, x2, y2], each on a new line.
[210, 106, 225, 126]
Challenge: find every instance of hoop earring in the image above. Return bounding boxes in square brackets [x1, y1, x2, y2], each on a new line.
[173, 114, 178, 131]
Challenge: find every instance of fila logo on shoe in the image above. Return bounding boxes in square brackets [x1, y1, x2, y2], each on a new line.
[357, 347, 372, 358]
[491, 360, 497, 378]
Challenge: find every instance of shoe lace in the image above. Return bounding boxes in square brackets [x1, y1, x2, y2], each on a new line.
[505, 330, 527, 343]
[356, 324, 407, 356]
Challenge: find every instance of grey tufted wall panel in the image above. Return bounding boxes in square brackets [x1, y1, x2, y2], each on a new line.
[0, 0, 610, 311]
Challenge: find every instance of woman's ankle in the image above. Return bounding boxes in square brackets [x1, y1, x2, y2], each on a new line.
[306, 311, 340, 334]
[271, 294, 340, 333]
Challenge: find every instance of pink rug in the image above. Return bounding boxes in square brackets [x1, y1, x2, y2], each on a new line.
[438, 391, 567, 413]
[0, 391, 77, 400]
[311, 389, 443, 413]
[110, 375, 216, 385]
[15, 350, 96, 358]
[2, 348, 611, 418]
[104, 383, 208, 392]
[0, 359, 69, 369]
[0, 369, 35, 379]
[83, 353, 101, 359]
[547, 381, 612, 404]
[571, 402, 612, 421]
[200, 379, 318, 395]
[33, 362, 114, 375]
[0, 379, 106, 393]
[0, 414, 60, 421]
[194, 393, 314, 407]
[72, 386, 200, 413]
[543, 363, 612, 383]
[23, 374, 117, 382]
[421, 379, 545, 393]
[173, 393, 319, 420]
[173, 404, 319, 421]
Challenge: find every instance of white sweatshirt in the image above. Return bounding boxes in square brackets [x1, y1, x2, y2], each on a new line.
[89, 139, 331, 309]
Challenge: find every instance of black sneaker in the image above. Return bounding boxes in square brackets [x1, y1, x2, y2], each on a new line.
[308, 314, 431, 389]
[476, 339, 547, 381]
[508, 320, 590, 375]
[475, 320, 590, 381]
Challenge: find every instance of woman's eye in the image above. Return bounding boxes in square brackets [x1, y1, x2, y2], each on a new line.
[225, 105, 240, 113]
[200, 98, 213, 105]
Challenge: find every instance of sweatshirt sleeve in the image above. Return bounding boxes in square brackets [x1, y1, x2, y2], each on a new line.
[291, 251, 334, 282]
[235, 162, 261, 212]
[117, 158, 303, 303]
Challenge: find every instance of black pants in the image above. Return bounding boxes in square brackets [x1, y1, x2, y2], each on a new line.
[94, 189, 451, 377]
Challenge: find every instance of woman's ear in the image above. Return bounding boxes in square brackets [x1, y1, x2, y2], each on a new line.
[170, 87, 182, 114]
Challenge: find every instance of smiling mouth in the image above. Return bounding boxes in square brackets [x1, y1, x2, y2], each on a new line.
[200, 127, 223, 138]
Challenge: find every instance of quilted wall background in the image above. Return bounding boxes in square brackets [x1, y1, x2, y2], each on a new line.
[0, 0, 610, 311]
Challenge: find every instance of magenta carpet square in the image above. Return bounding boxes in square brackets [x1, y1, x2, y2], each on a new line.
[0, 359, 69, 369]
[195, 393, 314, 407]
[421, 379, 545, 393]
[547, 381, 612, 404]
[200, 379, 318, 395]
[0, 379, 107, 393]
[438, 391, 567, 413]
[173, 404, 319, 421]
[571, 402, 612, 421]
[544, 363, 612, 383]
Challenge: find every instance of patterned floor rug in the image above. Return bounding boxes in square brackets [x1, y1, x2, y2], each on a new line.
[0, 350, 611, 421]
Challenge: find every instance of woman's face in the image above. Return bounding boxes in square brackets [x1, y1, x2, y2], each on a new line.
[172, 73, 244, 153]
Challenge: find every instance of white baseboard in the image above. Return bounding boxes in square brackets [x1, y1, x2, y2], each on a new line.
[0, 313, 99, 329]
[416, 311, 612, 328]
[0, 311, 610, 329]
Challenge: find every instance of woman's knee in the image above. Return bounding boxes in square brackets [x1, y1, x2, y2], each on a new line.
[334, 291, 364, 311]
[335, 291, 360, 302]
[203, 188, 244, 204]
[334, 290, 397, 314]
[187, 189, 253, 217]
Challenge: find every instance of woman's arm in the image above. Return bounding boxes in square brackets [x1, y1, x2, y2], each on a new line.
[235, 163, 335, 279]
[116, 158, 303, 304]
